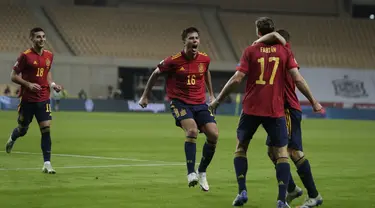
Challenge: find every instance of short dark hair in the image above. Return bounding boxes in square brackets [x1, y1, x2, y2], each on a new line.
[181, 27, 199, 41]
[255, 17, 275, 36]
[276, 29, 290, 42]
[29, 27, 44, 38]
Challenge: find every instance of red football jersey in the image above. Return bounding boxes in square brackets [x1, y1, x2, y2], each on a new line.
[236, 43, 298, 117]
[13, 48, 54, 102]
[158, 51, 210, 105]
[284, 43, 301, 111]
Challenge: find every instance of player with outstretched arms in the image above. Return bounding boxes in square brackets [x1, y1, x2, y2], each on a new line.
[209, 17, 323, 207]
[139, 27, 218, 191]
[5, 27, 62, 174]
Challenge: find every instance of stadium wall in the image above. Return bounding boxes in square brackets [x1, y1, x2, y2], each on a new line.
[0, 53, 236, 98]
[2, 51, 375, 104]
[297, 67, 375, 104]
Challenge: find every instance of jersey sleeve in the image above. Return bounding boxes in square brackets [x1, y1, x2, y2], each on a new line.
[157, 56, 174, 73]
[286, 50, 299, 70]
[13, 53, 27, 74]
[236, 47, 251, 74]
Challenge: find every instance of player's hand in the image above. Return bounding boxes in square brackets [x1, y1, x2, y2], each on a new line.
[313, 102, 325, 114]
[208, 99, 219, 114]
[209, 95, 215, 103]
[138, 96, 148, 108]
[53, 84, 62, 92]
[27, 82, 41, 92]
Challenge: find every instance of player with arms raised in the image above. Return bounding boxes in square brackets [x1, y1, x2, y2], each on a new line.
[209, 17, 322, 207]
[254, 29, 323, 207]
[138, 27, 218, 191]
[5, 27, 62, 174]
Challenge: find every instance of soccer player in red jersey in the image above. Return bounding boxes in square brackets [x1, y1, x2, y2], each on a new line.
[138, 27, 218, 191]
[255, 29, 323, 207]
[5, 27, 62, 174]
[209, 17, 322, 207]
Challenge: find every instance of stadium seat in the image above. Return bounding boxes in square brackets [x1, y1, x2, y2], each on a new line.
[44, 5, 220, 60]
[119, 0, 338, 15]
[220, 12, 375, 69]
[0, 4, 55, 53]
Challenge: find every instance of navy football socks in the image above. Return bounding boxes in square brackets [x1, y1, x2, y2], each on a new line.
[297, 159, 319, 198]
[11, 128, 21, 141]
[276, 160, 290, 202]
[40, 127, 52, 162]
[184, 137, 196, 174]
[234, 156, 248, 194]
[272, 157, 296, 193]
[287, 172, 297, 192]
[198, 141, 216, 173]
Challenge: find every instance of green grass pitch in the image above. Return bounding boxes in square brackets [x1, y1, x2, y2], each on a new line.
[0, 111, 374, 208]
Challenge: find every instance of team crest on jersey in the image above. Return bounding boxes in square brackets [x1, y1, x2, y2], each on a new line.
[332, 75, 368, 98]
[198, 63, 205, 73]
[46, 58, 51, 67]
[33, 61, 38, 65]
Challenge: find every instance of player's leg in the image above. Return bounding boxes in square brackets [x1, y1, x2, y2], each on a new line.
[267, 109, 302, 204]
[232, 113, 261, 206]
[267, 146, 302, 205]
[287, 109, 322, 207]
[195, 106, 218, 191]
[266, 139, 298, 198]
[5, 101, 33, 153]
[263, 116, 290, 207]
[35, 100, 55, 174]
[180, 118, 199, 186]
[170, 100, 198, 186]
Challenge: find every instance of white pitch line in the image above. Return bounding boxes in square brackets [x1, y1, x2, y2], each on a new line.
[0, 163, 185, 171]
[0, 151, 176, 164]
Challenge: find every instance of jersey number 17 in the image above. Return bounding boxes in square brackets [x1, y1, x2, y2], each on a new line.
[256, 57, 279, 85]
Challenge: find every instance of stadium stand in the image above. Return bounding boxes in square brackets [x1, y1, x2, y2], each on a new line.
[220, 12, 375, 69]
[0, 3, 55, 53]
[0, 1, 373, 69]
[121, 0, 339, 15]
[44, 5, 220, 60]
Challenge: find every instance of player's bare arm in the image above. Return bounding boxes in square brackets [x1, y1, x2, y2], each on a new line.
[288, 68, 323, 112]
[209, 71, 246, 111]
[47, 71, 62, 92]
[10, 70, 41, 92]
[204, 70, 215, 102]
[253, 31, 286, 46]
[139, 67, 162, 108]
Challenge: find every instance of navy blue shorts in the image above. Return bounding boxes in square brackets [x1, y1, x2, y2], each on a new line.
[17, 99, 52, 127]
[170, 99, 216, 130]
[266, 108, 303, 151]
[237, 112, 288, 147]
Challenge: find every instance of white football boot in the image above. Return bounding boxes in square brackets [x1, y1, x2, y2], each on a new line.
[197, 171, 209, 191]
[298, 194, 323, 207]
[5, 135, 15, 153]
[42, 161, 56, 174]
[187, 172, 198, 187]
